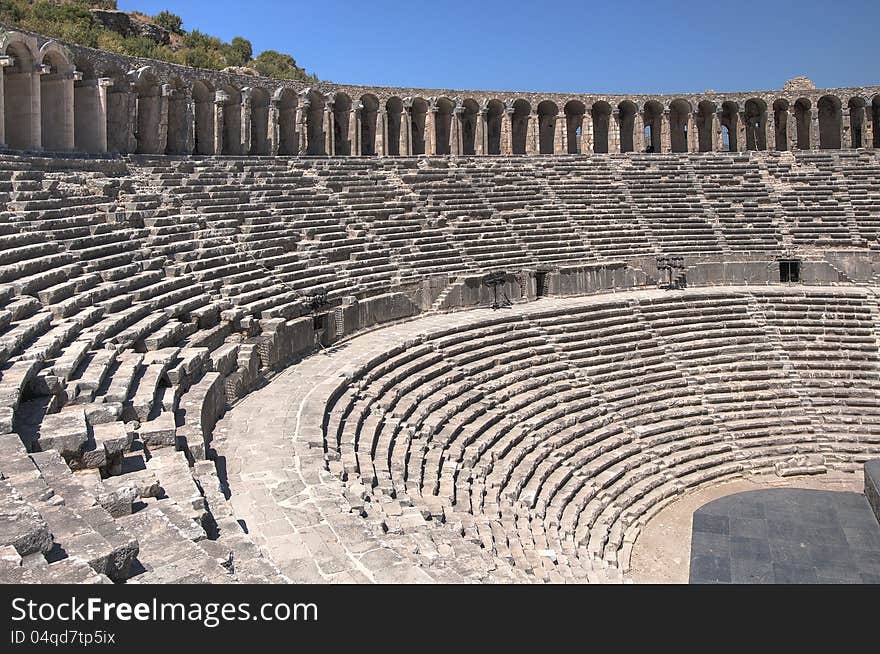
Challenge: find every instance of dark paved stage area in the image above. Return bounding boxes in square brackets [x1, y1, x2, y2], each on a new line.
[689, 488, 880, 583]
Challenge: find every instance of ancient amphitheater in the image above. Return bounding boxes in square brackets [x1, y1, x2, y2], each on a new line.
[1, 25, 880, 584]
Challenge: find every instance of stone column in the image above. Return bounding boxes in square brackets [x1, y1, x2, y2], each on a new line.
[526, 109, 538, 155]
[399, 102, 411, 155]
[583, 110, 594, 153]
[501, 106, 513, 155]
[182, 86, 194, 154]
[733, 112, 745, 152]
[349, 106, 359, 156]
[377, 108, 386, 156]
[426, 103, 437, 155]
[712, 110, 723, 152]
[0, 55, 9, 147]
[687, 112, 698, 152]
[240, 88, 252, 155]
[766, 111, 776, 151]
[268, 97, 280, 155]
[609, 110, 621, 153]
[554, 113, 567, 154]
[157, 83, 171, 154]
[633, 111, 644, 152]
[787, 109, 798, 150]
[96, 77, 112, 153]
[213, 90, 227, 154]
[475, 108, 486, 155]
[324, 104, 333, 155]
[809, 108, 818, 149]
[841, 107, 851, 149]
[295, 101, 308, 155]
[450, 104, 462, 156]
[861, 108, 872, 148]
[660, 110, 671, 153]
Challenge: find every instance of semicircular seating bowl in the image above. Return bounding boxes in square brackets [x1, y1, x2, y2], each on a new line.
[1, 148, 880, 582]
[322, 288, 880, 581]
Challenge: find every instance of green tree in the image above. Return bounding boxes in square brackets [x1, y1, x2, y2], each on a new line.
[222, 36, 252, 67]
[153, 10, 184, 35]
[251, 49, 311, 80]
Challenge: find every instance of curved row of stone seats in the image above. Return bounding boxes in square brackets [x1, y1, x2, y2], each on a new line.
[690, 155, 785, 251]
[0, 156, 289, 582]
[620, 156, 725, 256]
[323, 288, 880, 581]
[764, 152, 859, 248]
[307, 160, 469, 280]
[533, 158, 656, 260]
[833, 150, 880, 246]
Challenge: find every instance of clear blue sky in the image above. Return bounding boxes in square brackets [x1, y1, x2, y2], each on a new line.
[119, 0, 879, 93]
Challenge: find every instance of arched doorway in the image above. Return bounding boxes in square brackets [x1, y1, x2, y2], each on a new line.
[192, 80, 215, 155]
[360, 94, 379, 155]
[276, 88, 297, 155]
[744, 98, 767, 151]
[511, 99, 530, 154]
[2, 36, 39, 150]
[165, 78, 188, 154]
[817, 95, 842, 149]
[461, 99, 479, 155]
[669, 99, 691, 153]
[134, 68, 162, 154]
[537, 100, 558, 154]
[385, 97, 403, 156]
[617, 101, 637, 153]
[485, 99, 504, 155]
[39, 44, 74, 151]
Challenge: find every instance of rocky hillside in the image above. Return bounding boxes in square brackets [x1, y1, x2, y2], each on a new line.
[0, 1, 319, 82]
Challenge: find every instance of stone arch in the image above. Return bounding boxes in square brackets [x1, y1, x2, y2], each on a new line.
[873, 96, 880, 149]
[847, 96, 867, 149]
[461, 98, 479, 155]
[744, 98, 768, 151]
[2, 34, 40, 150]
[359, 94, 379, 156]
[72, 58, 104, 153]
[38, 43, 74, 151]
[219, 84, 242, 155]
[304, 89, 324, 155]
[104, 68, 132, 153]
[564, 100, 586, 154]
[817, 94, 842, 149]
[537, 100, 558, 154]
[772, 99, 789, 151]
[617, 100, 637, 153]
[643, 100, 663, 153]
[434, 97, 454, 155]
[409, 97, 427, 155]
[192, 80, 215, 155]
[332, 92, 352, 156]
[165, 77, 188, 154]
[794, 98, 812, 149]
[385, 96, 403, 156]
[275, 88, 298, 155]
[696, 100, 716, 152]
[248, 87, 270, 155]
[721, 101, 740, 152]
[669, 99, 691, 153]
[485, 99, 504, 155]
[591, 101, 612, 153]
[511, 99, 530, 154]
[133, 67, 162, 154]
[410, 97, 428, 155]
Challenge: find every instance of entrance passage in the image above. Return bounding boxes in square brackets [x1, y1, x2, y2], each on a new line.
[779, 259, 801, 283]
